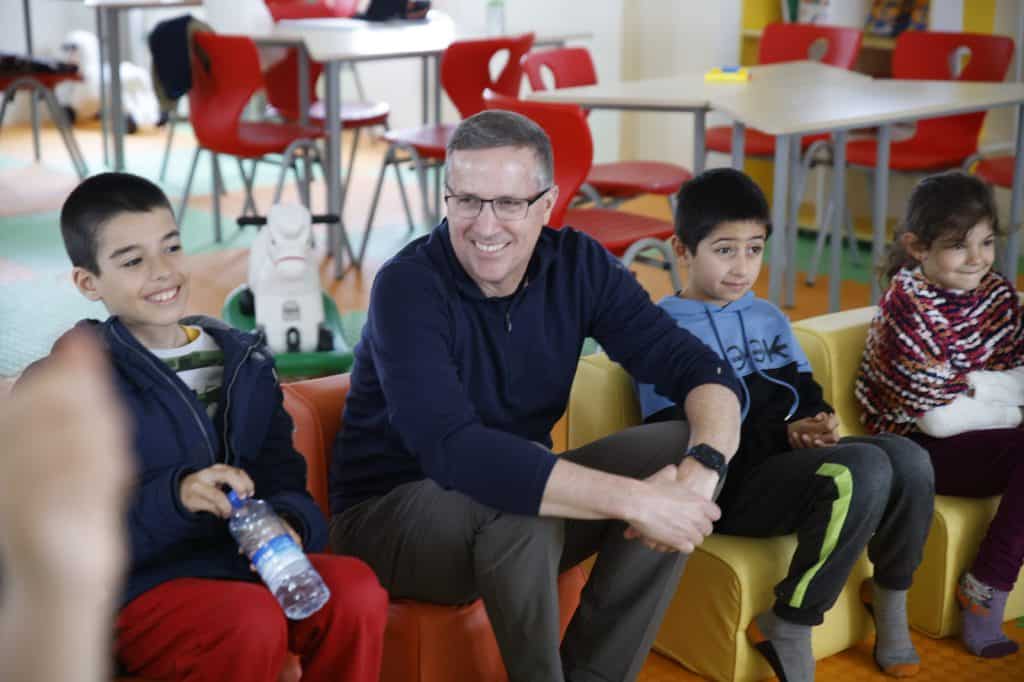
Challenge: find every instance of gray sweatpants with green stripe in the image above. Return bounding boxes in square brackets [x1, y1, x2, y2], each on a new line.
[715, 433, 935, 626]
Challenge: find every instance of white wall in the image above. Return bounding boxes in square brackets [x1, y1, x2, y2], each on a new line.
[619, 0, 742, 170]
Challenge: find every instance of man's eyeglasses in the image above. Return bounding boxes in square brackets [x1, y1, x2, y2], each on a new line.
[444, 187, 551, 221]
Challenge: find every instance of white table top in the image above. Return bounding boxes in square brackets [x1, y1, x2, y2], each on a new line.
[267, 10, 588, 63]
[84, 0, 200, 9]
[527, 61, 871, 111]
[711, 77, 1024, 136]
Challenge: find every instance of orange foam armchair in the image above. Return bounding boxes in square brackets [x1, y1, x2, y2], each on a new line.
[281, 373, 587, 682]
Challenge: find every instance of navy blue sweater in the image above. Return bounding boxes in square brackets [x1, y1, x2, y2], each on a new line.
[29, 316, 327, 607]
[331, 222, 743, 515]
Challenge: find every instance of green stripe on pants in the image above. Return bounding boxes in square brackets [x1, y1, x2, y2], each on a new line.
[788, 462, 853, 608]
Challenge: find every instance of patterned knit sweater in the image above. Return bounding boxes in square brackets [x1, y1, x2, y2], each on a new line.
[856, 268, 1024, 435]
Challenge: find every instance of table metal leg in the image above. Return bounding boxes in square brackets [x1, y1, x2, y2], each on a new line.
[298, 48, 310, 127]
[730, 122, 745, 170]
[421, 56, 429, 125]
[1005, 105, 1024, 282]
[693, 108, 706, 175]
[96, 7, 109, 168]
[325, 61, 354, 278]
[871, 125, 892, 303]
[829, 130, 848, 312]
[768, 133, 791, 303]
[433, 54, 441, 220]
[785, 134, 801, 308]
[107, 8, 125, 171]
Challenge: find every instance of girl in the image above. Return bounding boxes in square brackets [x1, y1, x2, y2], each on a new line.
[857, 171, 1024, 659]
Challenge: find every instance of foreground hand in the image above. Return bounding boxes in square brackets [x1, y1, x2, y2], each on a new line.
[787, 412, 840, 449]
[179, 465, 255, 518]
[1, 330, 132, 595]
[623, 465, 720, 554]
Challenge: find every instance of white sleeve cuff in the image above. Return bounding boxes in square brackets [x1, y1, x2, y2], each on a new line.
[916, 394, 1022, 438]
[968, 367, 1024, 406]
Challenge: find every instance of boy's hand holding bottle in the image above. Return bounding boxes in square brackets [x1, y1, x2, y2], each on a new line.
[179, 464, 255, 518]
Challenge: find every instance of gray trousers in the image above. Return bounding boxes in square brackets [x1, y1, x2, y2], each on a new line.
[329, 421, 694, 682]
[715, 433, 935, 626]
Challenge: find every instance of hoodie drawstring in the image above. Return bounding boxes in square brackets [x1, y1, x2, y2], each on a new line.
[704, 308, 750, 421]
[736, 311, 800, 421]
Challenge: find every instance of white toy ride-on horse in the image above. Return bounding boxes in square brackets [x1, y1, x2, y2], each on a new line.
[242, 203, 333, 354]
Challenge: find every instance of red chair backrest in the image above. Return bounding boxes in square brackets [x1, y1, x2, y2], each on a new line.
[892, 31, 1014, 155]
[265, 0, 359, 21]
[440, 34, 535, 119]
[759, 22, 862, 69]
[189, 32, 264, 151]
[483, 90, 591, 228]
[521, 46, 598, 91]
[264, 48, 326, 121]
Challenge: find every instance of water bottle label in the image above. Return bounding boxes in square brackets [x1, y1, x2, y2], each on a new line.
[250, 533, 305, 589]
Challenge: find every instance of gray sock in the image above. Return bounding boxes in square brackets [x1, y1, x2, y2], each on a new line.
[870, 580, 920, 675]
[747, 610, 815, 682]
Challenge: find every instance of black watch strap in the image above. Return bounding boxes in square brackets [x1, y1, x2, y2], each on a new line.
[684, 443, 727, 478]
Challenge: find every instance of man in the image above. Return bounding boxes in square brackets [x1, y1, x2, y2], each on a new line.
[329, 109, 743, 681]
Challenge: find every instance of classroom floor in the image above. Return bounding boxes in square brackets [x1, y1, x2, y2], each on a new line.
[2, 120, 1022, 680]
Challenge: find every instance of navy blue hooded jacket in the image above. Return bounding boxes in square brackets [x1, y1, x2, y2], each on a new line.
[331, 222, 744, 515]
[636, 292, 832, 505]
[30, 315, 327, 607]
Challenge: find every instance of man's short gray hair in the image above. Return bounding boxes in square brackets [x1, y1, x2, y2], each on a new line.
[445, 110, 553, 190]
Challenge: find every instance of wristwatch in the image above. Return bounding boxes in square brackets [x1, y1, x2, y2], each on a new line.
[683, 443, 728, 478]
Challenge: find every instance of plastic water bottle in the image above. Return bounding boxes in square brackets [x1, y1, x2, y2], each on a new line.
[227, 491, 330, 619]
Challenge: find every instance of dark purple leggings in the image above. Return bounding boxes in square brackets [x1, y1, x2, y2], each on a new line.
[909, 428, 1024, 591]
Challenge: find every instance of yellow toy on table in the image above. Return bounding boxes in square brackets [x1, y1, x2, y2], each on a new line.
[704, 66, 751, 82]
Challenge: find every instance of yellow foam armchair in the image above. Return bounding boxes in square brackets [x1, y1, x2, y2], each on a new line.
[565, 353, 871, 681]
[792, 307, 1024, 639]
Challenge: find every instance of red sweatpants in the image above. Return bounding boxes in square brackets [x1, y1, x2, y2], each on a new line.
[116, 554, 387, 682]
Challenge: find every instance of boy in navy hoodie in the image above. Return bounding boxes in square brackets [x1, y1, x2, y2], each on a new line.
[36, 172, 387, 682]
[636, 169, 935, 682]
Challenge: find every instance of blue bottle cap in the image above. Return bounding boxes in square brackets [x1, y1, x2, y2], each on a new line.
[227, 489, 245, 509]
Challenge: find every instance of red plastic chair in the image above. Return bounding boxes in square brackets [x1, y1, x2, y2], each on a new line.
[0, 71, 88, 178]
[705, 22, 862, 159]
[845, 31, 1015, 170]
[281, 373, 587, 682]
[484, 91, 681, 289]
[974, 155, 1016, 189]
[521, 47, 692, 210]
[360, 34, 535, 261]
[180, 32, 325, 241]
[265, 0, 359, 20]
[263, 49, 391, 214]
[807, 31, 1016, 285]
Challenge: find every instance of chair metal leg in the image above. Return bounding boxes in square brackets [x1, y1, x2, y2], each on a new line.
[176, 146, 202, 226]
[621, 238, 682, 292]
[36, 82, 88, 179]
[807, 199, 835, 286]
[360, 145, 393, 264]
[159, 107, 178, 182]
[339, 127, 361, 212]
[405, 145, 434, 227]
[392, 160, 415, 232]
[211, 151, 223, 243]
[236, 157, 258, 216]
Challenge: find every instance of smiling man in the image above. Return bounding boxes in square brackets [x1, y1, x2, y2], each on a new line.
[329, 110, 744, 682]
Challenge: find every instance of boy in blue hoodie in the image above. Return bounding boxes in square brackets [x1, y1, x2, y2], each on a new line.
[636, 168, 936, 682]
[33, 172, 387, 682]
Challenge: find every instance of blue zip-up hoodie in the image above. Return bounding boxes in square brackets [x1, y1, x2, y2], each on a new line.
[331, 221, 744, 515]
[636, 292, 832, 505]
[25, 315, 328, 606]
